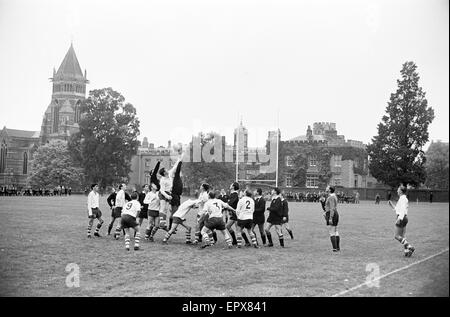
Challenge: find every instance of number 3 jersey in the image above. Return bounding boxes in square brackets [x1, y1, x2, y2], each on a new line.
[122, 200, 142, 218]
[236, 196, 255, 220]
[203, 199, 227, 218]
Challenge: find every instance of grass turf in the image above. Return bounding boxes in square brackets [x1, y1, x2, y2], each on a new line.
[0, 195, 448, 297]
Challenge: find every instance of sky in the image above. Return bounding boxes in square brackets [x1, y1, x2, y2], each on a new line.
[0, 0, 448, 148]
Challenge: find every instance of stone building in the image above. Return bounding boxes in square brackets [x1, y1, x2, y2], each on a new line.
[280, 122, 378, 189]
[128, 140, 174, 189]
[0, 127, 40, 189]
[40, 43, 88, 144]
[0, 44, 88, 189]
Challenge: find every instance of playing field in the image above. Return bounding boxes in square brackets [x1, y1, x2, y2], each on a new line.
[0, 195, 448, 297]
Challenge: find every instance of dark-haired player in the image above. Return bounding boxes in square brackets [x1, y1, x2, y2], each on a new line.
[138, 184, 149, 227]
[252, 188, 267, 246]
[199, 191, 235, 249]
[158, 156, 183, 231]
[324, 185, 340, 252]
[281, 192, 294, 239]
[389, 184, 415, 257]
[121, 192, 142, 251]
[163, 198, 198, 244]
[236, 190, 258, 248]
[87, 184, 104, 238]
[265, 187, 284, 247]
[193, 183, 211, 244]
[226, 182, 251, 246]
[106, 187, 117, 235]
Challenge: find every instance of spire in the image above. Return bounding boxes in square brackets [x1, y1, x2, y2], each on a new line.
[54, 43, 85, 81]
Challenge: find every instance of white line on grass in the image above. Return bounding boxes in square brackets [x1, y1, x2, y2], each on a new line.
[332, 248, 450, 297]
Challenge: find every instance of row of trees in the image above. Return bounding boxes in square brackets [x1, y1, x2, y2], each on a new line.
[27, 61, 448, 191]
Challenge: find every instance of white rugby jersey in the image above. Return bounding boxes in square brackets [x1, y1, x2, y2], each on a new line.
[87, 191, 99, 211]
[236, 196, 255, 220]
[116, 189, 126, 208]
[160, 176, 173, 193]
[395, 195, 408, 220]
[196, 191, 210, 217]
[144, 191, 160, 211]
[203, 199, 226, 218]
[122, 200, 142, 218]
[173, 199, 198, 219]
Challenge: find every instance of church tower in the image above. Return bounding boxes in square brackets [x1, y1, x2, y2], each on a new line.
[40, 43, 89, 144]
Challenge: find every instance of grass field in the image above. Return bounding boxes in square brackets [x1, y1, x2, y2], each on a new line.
[0, 195, 448, 297]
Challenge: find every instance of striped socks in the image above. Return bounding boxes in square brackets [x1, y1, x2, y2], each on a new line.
[134, 232, 140, 250]
[94, 221, 103, 236]
[125, 234, 130, 250]
[250, 233, 258, 247]
[237, 235, 243, 248]
[87, 224, 92, 237]
[279, 234, 284, 247]
[186, 228, 192, 244]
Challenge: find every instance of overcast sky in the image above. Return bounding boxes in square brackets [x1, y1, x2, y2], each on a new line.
[0, 0, 448, 148]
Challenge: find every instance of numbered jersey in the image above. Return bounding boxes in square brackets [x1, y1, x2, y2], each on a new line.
[203, 199, 226, 218]
[122, 200, 142, 218]
[236, 196, 255, 220]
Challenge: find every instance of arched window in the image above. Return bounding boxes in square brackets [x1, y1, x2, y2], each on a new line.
[23, 152, 28, 175]
[0, 141, 7, 173]
[53, 106, 59, 133]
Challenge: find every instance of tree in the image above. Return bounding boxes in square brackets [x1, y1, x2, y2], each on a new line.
[425, 141, 449, 189]
[68, 88, 140, 188]
[28, 140, 84, 189]
[182, 132, 235, 190]
[367, 62, 435, 188]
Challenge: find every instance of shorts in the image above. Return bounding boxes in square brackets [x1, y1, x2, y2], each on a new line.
[237, 219, 253, 230]
[267, 215, 282, 225]
[325, 211, 339, 226]
[138, 209, 148, 219]
[88, 208, 102, 219]
[112, 207, 122, 218]
[253, 214, 265, 225]
[148, 209, 159, 218]
[396, 215, 408, 228]
[228, 210, 237, 221]
[121, 214, 138, 229]
[197, 213, 208, 227]
[159, 191, 172, 202]
[172, 216, 185, 225]
[205, 217, 226, 231]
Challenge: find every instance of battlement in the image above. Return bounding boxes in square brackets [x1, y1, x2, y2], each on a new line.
[282, 139, 328, 146]
[313, 122, 337, 135]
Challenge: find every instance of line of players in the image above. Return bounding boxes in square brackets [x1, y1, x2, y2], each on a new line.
[85, 153, 295, 251]
[86, 152, 414, 256]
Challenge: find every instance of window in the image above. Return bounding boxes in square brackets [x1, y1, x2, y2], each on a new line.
[334, 155, 342, 167]
[354, 175, 358, 188]
[306, 174, 319, 188]
[144, 172, 150, 185]
[285, 174, 293, 187]
[145, 160, 152, 167]
[285, 156, 294, 167]
[23, 152, 28, 175]
[0, 141, 7, 173]
[334, 178, 341, 186]
[309, 155, 317, 167]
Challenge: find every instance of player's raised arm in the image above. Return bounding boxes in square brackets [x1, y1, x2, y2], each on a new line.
[150, 161, 161, 190]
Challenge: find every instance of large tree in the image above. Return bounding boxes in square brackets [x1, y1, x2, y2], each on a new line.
[68, 88, 140, 188]
[28, 140, 84, 189]
[425, 141, 449, 189]
[367, 62, 434, 188]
